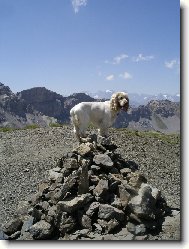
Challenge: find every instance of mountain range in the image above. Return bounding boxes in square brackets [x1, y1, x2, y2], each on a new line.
[0, 82, 180, 133]
[86, 90, 180, 107]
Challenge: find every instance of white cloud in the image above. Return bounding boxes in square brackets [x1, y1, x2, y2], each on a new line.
[105, 53, 128, 65]
[119, 71, 132, 80]
[71, 0, 87, 13]
[112, 54, 129, 64]
[164, 59, 178, 69]
[133, 53, 154, 62]
[106, 74, 114, 81]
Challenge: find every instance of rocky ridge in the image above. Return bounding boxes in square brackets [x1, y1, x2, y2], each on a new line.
[0, 82, 180, 133]
[1, 134, 180, 240]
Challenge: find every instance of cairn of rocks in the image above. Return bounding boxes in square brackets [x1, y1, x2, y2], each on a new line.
[1, 134, 168, 240]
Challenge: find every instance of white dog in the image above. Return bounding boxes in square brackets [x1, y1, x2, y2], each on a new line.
[70, 92, 129, 141]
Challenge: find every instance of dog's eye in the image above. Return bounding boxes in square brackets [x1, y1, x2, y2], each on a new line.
[120, 96, 123, 100]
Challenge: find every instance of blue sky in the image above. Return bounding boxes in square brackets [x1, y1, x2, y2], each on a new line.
[0, 0, 180, 95]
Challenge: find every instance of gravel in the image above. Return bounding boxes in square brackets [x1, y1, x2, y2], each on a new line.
[0, 126, 180, 239]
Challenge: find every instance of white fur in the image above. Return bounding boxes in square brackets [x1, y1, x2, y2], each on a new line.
[70, 92, 129, 140]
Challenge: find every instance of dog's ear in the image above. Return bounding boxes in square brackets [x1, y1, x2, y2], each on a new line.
[124, 98, 129, 111]
[110, 93, 120, 112]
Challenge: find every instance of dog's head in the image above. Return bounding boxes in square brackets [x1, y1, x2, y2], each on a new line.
[110, 92, 129, 112]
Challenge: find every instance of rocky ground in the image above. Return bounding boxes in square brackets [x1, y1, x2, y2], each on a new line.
[0, 126, 180, 240]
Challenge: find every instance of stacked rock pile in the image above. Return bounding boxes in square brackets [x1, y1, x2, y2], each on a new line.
[1, 135, 168, 240]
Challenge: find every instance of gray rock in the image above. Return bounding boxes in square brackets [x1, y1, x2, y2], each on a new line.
[98, 204, 125, 222]
[93, 223, 103, 234]
[127, 172, 147, 189]
[91, 165, 101, 172]
[118, 185, 131, 208]
[46, 176, 77, 203]
[9, 230, 21, 240]
[78, 160, 89, 195]
[93, 154, 113, 167]
[120, 168, 132, 176]
[75, 143, 94, 156]
[17, 231, 33, 240]
[128, 183, 157, 219]
[21, 216, 34, 233]
[48, 169, 63, 183]
[63, 158, 79, 170]
[16, 201, 30, 216]
[97, 218, 119, 233]
[59, 212, 76, 235]
[110, 228, 135, 240]
[78, 213, 92, 230]
[3, 218, 23, 235]
[110, 194, 122, 209]
[29, 220, 53, 239]
[0, 228, 9, 240]
[38, 181, 49, 194]
[127, 222, 146, 235]
[29, 192, 42, 206]
[90, 175, 100, 185]
[85, 202, 100, 217]
[57, 193, 94, 213]
[93, 179, 108, 198]
[30, 207, 43, 222]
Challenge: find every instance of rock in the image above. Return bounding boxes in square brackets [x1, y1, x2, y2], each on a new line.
[35, 201, 49, 212]
[46, 176, 77, 203]
[109, 181, 119, 192]
[108, 173, 122, 184]
[16, 201, 30, 216]
[85, 202, 100, 217]
[30, 207, 43, 222]
[73, 229, 90, 236]
[127, 172, 147, 189]
[3, 218, 23, 235]
[28, 192, 42, 206]
[97, 218, 119, 233]
[110, 194, 122, 209]
[93, 179, 108, 198]
[63, 158, 79, 170]
[135, 235, 148, 240]
[120, 168, 132, 176]
[57, 193, 94, 213]
[52, 167, 62, 172]
[112, 227, 135, 240]
[93, 223, 103, 234]
[75, 143, 94, 156]
[127, 222, 146, 235]
[0, 228, 9, 240]
[17, 231, 33, 240]
[98, 204, 125, 222]
[29, 220, 53, 239]
[90, 175, 100, 185]
[59, 212, 76, 235]
[118, 185, 131, 208]
[93, 154, 113, 168]
[97, 136, 117, 150]
[91, 165, 101, 172]
[79, 214, 92, 230]
[78, 160, 89, 195]
[48, 169, 63, 183]
[128, 183, 157, 219]
[151, 187, 161, 201]
[45, 205, 60, 225]
[9, 231, 21, 240]
[38, 181, 49, 194]
[21, 217, 34, 233]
